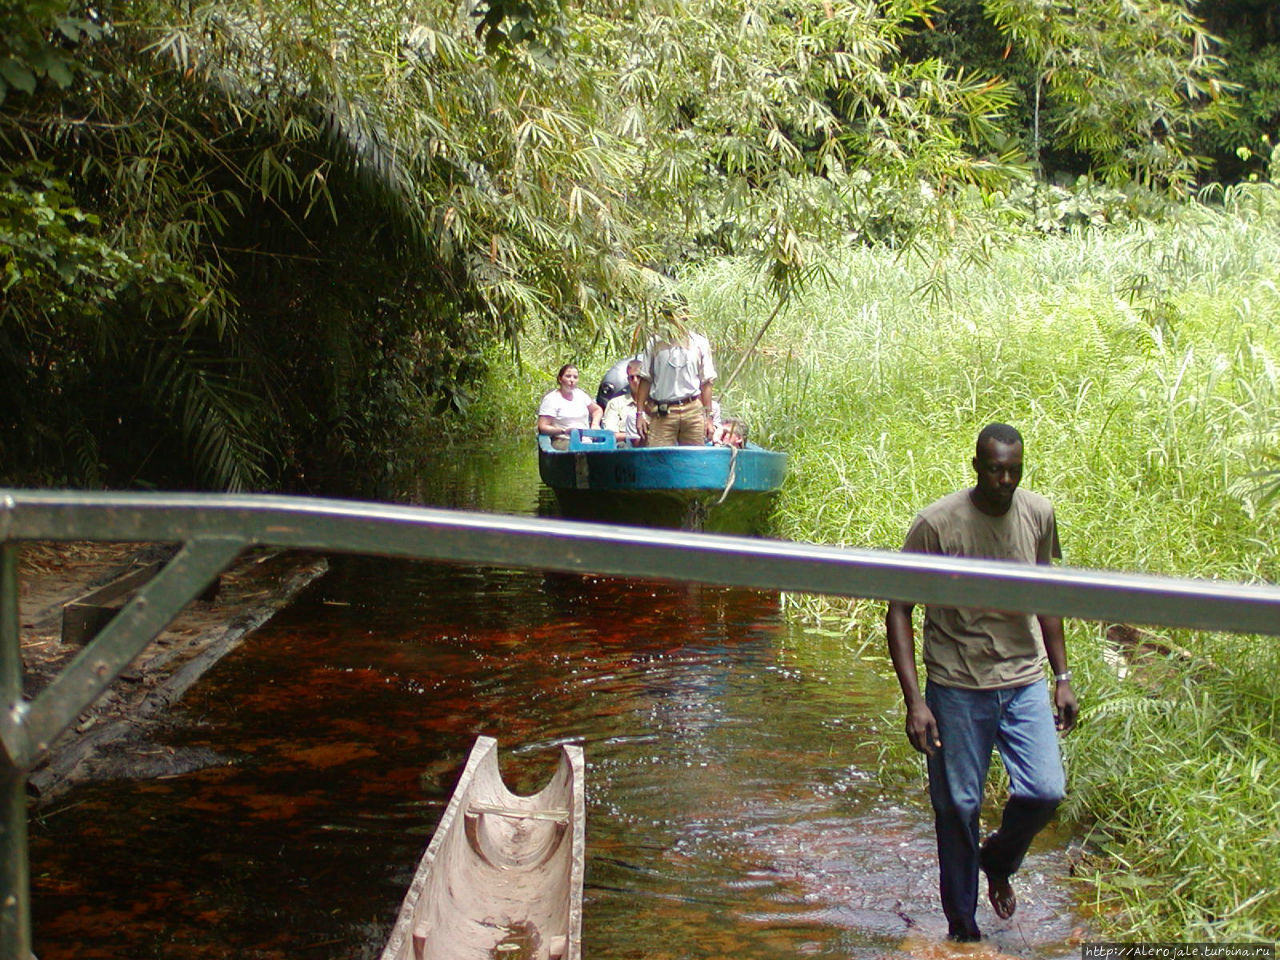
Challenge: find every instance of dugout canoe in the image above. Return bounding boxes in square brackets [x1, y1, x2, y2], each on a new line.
[380, 736, 585, 960]
[536, 429, 788, 533]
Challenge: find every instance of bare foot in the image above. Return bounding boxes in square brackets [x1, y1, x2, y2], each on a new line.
[986, 872, 1016, 919]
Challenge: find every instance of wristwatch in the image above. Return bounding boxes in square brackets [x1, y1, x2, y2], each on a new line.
[1054, 671, 1073, 683]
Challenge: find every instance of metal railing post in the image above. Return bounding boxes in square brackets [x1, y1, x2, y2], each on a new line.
[0, 765, 29, 960]
[1, 542, 32, 960]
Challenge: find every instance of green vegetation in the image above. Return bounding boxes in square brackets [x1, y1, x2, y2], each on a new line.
[2, 0, 1028, 490]
[675, 185, 1280, 939]
[1198, 0, 1280, 182]
[1, 0, 1245, 490]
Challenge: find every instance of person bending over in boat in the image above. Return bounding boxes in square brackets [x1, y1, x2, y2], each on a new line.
[708, 399, 745, 448]
[634, 301, 717, 447]
[537, 364, 602, 450]
[885, 423, 1077, 943]
[602, 359, 643, 446]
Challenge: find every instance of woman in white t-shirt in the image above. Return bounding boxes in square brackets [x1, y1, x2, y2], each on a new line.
[537, 364, 602, 446]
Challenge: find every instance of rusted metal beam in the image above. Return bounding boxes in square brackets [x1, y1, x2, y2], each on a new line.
[4, 490, 1280, 635]
[1, 542, 30, 960]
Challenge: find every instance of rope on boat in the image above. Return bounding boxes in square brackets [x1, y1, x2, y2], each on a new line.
[714, 443, 740, 506]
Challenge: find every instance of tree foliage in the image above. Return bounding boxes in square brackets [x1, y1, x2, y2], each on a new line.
[983, 0, 1230, 190]
[0, 0, 1241, 491]
[0, 0, 99, 104]
[1193, 0, 1280, 180]
[583, 0, 1023, 292]
[901, 0, 1233, 187]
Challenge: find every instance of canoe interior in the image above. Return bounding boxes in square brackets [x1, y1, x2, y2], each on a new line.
[380, 736, 585, 960]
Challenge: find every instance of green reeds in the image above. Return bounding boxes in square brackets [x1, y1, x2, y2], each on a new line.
[681, 192, 1280, 939]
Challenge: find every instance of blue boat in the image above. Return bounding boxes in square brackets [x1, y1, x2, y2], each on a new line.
[537, 429, 788, 533]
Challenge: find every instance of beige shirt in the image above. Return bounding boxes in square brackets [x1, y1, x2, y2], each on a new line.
[602, 394, 639, 440]
[639, 332, 716, 404]
[903, 488, 1061, 690]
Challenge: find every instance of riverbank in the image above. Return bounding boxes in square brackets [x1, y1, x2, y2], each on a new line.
[16, 541, 328, 803]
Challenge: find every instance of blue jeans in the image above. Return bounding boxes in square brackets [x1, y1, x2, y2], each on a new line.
[925, 679, 1065, 940]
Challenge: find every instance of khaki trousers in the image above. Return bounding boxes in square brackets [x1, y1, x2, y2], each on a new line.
[646, 403, 707, 446]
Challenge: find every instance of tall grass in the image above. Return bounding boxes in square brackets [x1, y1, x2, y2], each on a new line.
[677, 185, 1280, 939]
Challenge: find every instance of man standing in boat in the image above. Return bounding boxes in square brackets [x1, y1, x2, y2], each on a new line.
[634, 300, 717, 447]
[884, 423, 1078, 943]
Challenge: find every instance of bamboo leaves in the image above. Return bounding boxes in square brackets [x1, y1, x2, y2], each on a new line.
[983, 0, 1232, 189]
[587, 0, 1030, 291]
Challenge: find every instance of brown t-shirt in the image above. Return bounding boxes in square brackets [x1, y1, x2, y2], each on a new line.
[902, 488, 1061, 690]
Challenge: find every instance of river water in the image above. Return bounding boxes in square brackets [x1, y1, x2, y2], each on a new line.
[29, 439, 1085, 959]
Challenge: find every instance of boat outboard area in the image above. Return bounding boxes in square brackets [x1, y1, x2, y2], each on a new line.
[595, 358, 633, 408]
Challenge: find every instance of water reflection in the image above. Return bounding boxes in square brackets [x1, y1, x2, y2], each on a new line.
[29, 441, 1085, 959]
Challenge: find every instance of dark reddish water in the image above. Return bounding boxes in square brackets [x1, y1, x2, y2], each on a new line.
[28, 440, 1086, 959]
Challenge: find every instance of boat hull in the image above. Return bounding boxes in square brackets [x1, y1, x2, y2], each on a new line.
[380, 736, 585, 960]
[537, 432, 787, 533]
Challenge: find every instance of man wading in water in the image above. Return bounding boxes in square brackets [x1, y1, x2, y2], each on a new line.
[885, 423, 1078, 942]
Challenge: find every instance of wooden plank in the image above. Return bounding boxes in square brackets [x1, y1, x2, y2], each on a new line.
[467, 802, 570, 824]
[60, 561, 218, 645]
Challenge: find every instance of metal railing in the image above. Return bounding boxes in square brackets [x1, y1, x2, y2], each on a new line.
[4, 488, 1280, 959]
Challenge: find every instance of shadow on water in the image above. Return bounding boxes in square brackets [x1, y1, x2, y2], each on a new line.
[29, 438, 1088, 959]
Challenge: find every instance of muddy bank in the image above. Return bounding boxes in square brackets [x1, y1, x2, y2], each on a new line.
[15, 542, 328, 803]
